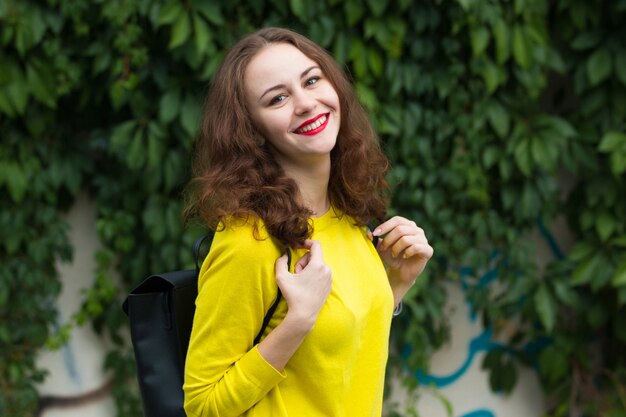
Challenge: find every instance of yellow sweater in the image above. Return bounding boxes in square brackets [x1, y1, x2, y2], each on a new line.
[183, 208, 394, 417]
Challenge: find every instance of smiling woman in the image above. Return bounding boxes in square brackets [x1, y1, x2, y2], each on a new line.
[182, 27, 433, 417]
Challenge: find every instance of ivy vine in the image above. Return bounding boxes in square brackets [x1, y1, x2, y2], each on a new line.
[1, 0, 625, 416]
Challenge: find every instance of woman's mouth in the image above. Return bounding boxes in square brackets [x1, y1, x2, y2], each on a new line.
[294, 113, 329, 136]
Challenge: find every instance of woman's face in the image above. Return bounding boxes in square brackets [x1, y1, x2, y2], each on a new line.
[244, 43, 341, 168]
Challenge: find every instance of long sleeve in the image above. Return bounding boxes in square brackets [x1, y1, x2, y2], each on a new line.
[183, 220, 287, 417]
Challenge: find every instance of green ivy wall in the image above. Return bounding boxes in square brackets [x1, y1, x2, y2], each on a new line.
[1, 0, 625, 416]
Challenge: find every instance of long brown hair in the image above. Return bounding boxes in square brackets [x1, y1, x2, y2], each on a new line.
[184, 27, 390, 247]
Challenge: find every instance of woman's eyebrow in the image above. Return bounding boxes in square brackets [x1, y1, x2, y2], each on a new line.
[258, 66, 320, 102]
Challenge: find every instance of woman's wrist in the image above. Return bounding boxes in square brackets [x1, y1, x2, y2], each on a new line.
[387, 270, 416, 308]
[282, 310, 317, 335]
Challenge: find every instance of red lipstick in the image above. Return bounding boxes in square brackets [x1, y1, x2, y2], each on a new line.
[293, 113, 330, 136]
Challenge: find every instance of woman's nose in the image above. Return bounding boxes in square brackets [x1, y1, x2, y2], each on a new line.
[293, 90, 316, 115]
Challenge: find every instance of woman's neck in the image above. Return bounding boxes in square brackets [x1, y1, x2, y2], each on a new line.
[281, 156, 331, 217]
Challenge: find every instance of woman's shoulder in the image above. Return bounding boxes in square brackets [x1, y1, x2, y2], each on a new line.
[212, 215, 282, 255]
[198, 215, 283, 284]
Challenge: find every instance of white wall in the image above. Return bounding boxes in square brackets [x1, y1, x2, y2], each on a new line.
[387, 282, 545, 417]
[36, 194, 115, 417]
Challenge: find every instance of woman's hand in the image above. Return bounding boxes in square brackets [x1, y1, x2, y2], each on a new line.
[274, 240, 332, 330]
[372, 216, 433, 290]
[258, 241, 331, 370]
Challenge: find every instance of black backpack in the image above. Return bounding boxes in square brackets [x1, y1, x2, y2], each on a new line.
[122, 233, 288, 417]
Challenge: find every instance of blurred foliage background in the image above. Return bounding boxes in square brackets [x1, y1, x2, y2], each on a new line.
[1, 0, 625, 416]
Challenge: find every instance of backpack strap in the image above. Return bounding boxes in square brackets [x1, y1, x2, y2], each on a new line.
[193, 232, 214, 273]
[253, 249, 290, 345]
[367, 222, 380, 248]
[193, 233, 289, 346]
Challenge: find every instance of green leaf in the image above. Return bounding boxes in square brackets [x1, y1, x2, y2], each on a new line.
[552, 280, 578, 306]
[26, 63, 55, 107]
[613, 235, 626, 248]
[349, 38, 368, 78]
[572, 254, 602, 285]
[157, 2, 184, 26]
[164, 151, 184, 191]
[193, 14, 212, 57]
[169, 13, 191, 49]
[146, 123, 165, 170]
[195, 2, 224, 25]
[457, 0, 471, 11]
[482, 145, 500, 168]
[470, 26, 490, 57]
[289, 0, 307, 21]
[166, 201, 182, 236]
[5, 75, 28, 115]
[3, 162, 28, 202]
[0, 90, 16, 116]
[539, 345, 568, 384]
[110, 121, 136, 154]
[535, 283, 556, 332]
[512, 25, 530, 68]
[587, 48, 612, 86]
[143, 200, 166, 242]
[333, 32, 348, 66]
[180, 94, 201, 137]
[355, 82, 378, 111]
[309, 16, 335, 48]
[570, 30, 602, 50]
[598, 131, 626, 152]
[513, 138, 532, 176]
[546, 49, 566, 73]
[482, 59, 500, 94]
[533, 134, 560, 171]
[15, 21, 33, 56]
[610, 149, 626, 176]
[570, 242, 595, 261]
[487, 101, 509, 138]
[92, 49, 112, 75]
[159, 88, 181, 124]
[612, 263, 626, 287]
[345, 0, 364, 26]
[127, 128, 145, 170]
[545, 116, 576, 138]
[596, 213, 616, 241]
[367, 48, 383, 77]
[366, 0, 388, 17]
[492, 18, 510, 64]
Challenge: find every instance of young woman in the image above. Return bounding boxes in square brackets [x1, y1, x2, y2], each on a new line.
[183, 27, 433, 417]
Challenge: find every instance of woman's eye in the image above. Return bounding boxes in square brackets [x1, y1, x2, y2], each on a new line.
[269, 94, 286, 105]
[306, 76, 320, 86]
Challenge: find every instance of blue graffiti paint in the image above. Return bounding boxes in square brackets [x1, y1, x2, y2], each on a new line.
[458, 410, 496, 417]
[536, 217, 565, 260]
[409, 223, 564, 417]
[415, 329, 504, 388]
[53, 312, 82, 385]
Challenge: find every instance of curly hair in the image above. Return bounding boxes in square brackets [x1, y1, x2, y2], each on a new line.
[184, 27, 390, 247]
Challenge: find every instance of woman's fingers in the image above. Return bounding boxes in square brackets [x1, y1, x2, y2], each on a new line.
[378, 223, 424, 252]
[402, 242, 434, 260]
[373, 216, 415, 238]
[295, 252, 311, 273]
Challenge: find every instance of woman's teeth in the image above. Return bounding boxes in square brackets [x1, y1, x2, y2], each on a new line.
[296, 115, 327, 133]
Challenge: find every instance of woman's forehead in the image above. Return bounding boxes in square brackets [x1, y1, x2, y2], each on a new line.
[244, 44, 318, 90]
